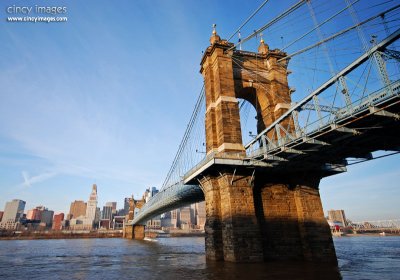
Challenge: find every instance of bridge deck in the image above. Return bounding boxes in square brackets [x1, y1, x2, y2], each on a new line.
[184, 89, 400, 184]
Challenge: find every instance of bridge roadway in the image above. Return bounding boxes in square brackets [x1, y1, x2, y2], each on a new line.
[184, 81, 400, 179]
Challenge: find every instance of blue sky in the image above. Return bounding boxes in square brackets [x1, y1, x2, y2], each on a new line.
[0, 0, 399, 221]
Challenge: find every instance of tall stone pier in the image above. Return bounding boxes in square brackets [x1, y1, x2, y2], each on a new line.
[123, 196, 145, 240]
[196, 28, 337, 263]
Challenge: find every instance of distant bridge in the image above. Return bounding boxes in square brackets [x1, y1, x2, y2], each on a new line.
[350, 219, 400, 233]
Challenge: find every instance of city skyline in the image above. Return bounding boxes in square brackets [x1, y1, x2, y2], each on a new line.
[1, 0, 399, 221]
[0, 184, 207, 232]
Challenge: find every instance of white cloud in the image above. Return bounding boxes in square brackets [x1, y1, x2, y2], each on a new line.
[19, 171, 57, 188]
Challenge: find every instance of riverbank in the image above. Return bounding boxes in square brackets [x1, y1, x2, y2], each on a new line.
[0, 229, 206, 240]
[0, 230, 123, 240]
[2, 230, 398, 240]
[331, 232, 400, 237]
[342, 232, 400, 237]
[167, 231, 205, 237]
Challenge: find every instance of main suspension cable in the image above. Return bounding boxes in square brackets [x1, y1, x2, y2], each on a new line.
[227, 0, 270, 42]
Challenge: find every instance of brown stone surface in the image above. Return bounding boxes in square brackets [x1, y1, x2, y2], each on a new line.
[197, 32, 337, 263]
[201, 177, 224, 261]
[124, 225, 133, 239]
[201, 39, 244, 156]
[294, 186, 337, 262]
[254, 180, 336, 263]
[201, 171, 263, 262]
[218, 172, 263, 262]
[257, 184, 304, 260]
[200, 34, 295, 153]
[123, 224, 145, 240]
[133, 225, 145, 240]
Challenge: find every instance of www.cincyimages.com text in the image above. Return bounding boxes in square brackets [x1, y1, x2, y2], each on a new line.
[5, 5, 68, 23]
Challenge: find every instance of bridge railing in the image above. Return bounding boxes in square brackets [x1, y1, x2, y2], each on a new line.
[246, 79, 400, 160]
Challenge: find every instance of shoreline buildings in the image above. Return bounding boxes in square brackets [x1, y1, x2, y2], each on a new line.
[1, 184, 203, 233]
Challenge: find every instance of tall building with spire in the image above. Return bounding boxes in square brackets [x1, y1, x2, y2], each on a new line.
[85, 184, 99, 228]
[86, 184, 98, 222]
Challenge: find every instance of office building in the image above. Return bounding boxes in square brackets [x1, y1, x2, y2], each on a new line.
[27, 208, 42, 220]
[68, 200, 86, 220]
[40, 208, 54, 228]
[52, 213, 64, 230]
[102, 205, 113, 221]
[179, 206, 191, 229]
[99, 219, 111, 229]
[143, 187, 159, 203]
[328, 209, 347, 227]
[150, 187, 159, 197]
[106, 202, 117, 215]
[123, 197, 130, 216]
[113, 216, 125, 229]
[146, 214, 161, 229]
[195, 201, 206, 230]
[171, 209, 179, 228]
[0, 199, 26, 230]
[160, 211, 171, 227]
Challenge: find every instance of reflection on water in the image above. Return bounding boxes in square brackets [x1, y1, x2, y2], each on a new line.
[0, 236, 399, 279]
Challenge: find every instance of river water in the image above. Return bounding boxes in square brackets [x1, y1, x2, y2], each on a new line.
[0, 236, 399, 279]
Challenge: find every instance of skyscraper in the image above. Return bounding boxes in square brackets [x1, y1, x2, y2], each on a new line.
[86, 184, 98, 222]
[195, 201, 206, 230]
[123, 197, 130, 216]
[106, 202, 117, 215]
[143, 187, 159, 203]
[68, 200, 87, 220]
[0, 199, 26, 230]
[151, 187, 159, 197]
[102, 205, 113, 221]
[40, 208, 54, 228]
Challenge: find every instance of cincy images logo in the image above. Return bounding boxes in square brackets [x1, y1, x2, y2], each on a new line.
[5, 4, 68, 23]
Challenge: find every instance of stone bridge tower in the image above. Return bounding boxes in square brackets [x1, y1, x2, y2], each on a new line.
[198, 28, 336, 263]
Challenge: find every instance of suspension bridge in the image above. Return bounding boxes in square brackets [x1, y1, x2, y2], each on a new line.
[125, 0, 400, 263]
